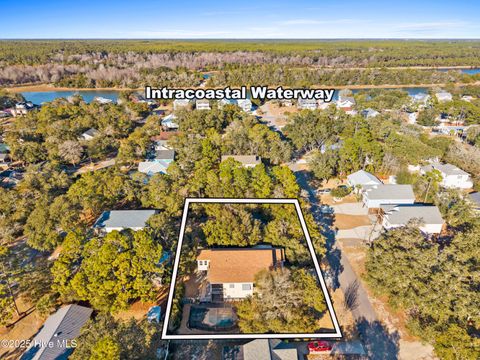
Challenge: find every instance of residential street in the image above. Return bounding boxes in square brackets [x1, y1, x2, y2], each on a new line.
[294, 171, 399, 360]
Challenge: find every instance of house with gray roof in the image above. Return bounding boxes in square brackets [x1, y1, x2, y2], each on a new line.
[21, 304, 92, 360]
[382, 205, 444, 235]
[347, 170, 382, 190]
[421, 162, 472, 189]
[223, 339, 299, 360]
[361, 108, 380, 118]
[297, 97, 317, 110]
[221, 155, 261, 168]
[138, 161, 169, 176]
[196, 99, 211, 110]
[362, 184, 415, 209]
[468, 192, 480, 212]
[80, 128, 99, 141]
[161, 114, 179, 130]
[93, 209, 157, 233]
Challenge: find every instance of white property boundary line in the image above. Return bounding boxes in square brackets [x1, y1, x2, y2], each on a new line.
[161, 198, 343, 340]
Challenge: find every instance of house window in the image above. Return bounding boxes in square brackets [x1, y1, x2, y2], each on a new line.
[229, 284, 235, 288]
[242, 284, 252, 291]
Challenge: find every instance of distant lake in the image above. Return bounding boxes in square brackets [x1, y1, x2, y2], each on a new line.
[21, 90, 119, 104]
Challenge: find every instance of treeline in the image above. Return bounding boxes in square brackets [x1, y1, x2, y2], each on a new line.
[2, 40, 480, 67]
[1, 40, 480, 87]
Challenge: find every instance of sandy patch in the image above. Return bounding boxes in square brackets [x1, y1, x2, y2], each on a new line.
[334, 214, 372, 230]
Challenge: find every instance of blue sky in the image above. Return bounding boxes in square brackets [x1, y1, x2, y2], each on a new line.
[2, 0, 479, 39]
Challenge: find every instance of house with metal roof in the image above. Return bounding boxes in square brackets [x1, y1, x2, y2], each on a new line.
[21, 304, 92, 360]
[381, 205, 444, 235]
[362, 184, 415, 209]
[221, 155, 261, 168]
[347, 170, 382, 189]
[80, 128, 99, 141]
[138, 161, 169, 176]
[93, 209, 157, 233]
[161, 114, 179, 130]
[421, 162, 473, 189]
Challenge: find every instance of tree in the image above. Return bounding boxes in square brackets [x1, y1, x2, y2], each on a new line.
[68, 230, 163, 312]
[309, 149, 339, 182]
[236, 268, 326, 333]
[58, 140, 83, 165]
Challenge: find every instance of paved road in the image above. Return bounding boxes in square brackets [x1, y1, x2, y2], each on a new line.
[294, 171, 400, 360]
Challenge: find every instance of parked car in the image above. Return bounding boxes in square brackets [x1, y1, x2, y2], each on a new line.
[308, 340, 332, 353]
[316, 188, 331, 195]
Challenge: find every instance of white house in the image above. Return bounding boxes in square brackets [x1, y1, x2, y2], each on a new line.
[381, 205, 444, 235]
[195, 99, 211, 110]
[347, 170, 382, 189]
[138, 161, 169, 176]
[361, 108, 380, 118]
[421, 162, 473, 189]
[80, 128, 99, 141]
[173, 98, 191, 110]
[161, 114, 179, 130]
[93, 96, 113, 104]
[221, 155, 261, 168]
[237, 98, 252, 112]
[435, 91, 453, 102]
[93, 210, 157, 233]
[297, 98, 317, 110]
[362, 184, 415, 209]
[336, 96, 356, 111]
[11, 102, 36, 117]
[197, 247, 284, 301]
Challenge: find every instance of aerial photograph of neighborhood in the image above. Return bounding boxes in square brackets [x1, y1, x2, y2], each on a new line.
[0, 1, 479, 359]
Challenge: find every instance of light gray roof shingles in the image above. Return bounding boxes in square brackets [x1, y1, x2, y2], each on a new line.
[22, 304, 92, 360]
[347, 170, 382, 186]
[365, 184, 415, 201]
[221, 155, 261, 165]
[384, 205, 444, 225]
[94, 210, 157, 229]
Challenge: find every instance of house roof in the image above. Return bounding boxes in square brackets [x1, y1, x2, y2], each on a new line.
[196, 99, 210, 105]
[155, 150, 175, 160]
[94, 210, 157, 229]
[364, 184, 415, 201]
[243, 339, 272, 360]
[21, 304, 92, 360]
[423, 162, 469, 176]
[138, 161, 168, 175]
[221, 155, 261, 166]
[383, 205, 444, 226]
[347, 170, 382, 186]
[82, 128, 99, 137]
[241, 339, 298, 360]
[469, 192, 480, 207]
[197, 247, 284, 283]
